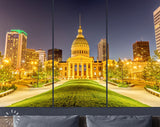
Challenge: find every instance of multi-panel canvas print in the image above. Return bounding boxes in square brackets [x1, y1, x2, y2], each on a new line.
[54, 0, 107, 107]
[0, 0, 52, 107]
[108, 0, 160, 107]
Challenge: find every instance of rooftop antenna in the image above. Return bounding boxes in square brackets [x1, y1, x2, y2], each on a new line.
[79, 13, 81, 28]
[140, 36, 143, 41]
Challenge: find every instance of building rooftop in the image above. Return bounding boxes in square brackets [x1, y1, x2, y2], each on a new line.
[11, 29, 28, 36]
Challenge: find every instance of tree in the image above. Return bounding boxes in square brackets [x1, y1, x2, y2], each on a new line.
[54, 65, 60, 79]
[0, 63, 14, 90]
[116, 58, 129, 83]
[142, 50, 160, 87]
[108, 60, 117, 79]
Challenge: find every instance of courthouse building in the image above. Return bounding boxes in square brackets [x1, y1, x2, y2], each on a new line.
[54, 23, 106, 80]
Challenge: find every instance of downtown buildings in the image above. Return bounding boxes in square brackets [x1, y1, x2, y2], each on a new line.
[4, 29, 48, 72]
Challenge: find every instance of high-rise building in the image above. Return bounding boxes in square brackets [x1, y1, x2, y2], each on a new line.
[133, 41, 150, 62]
[98, 39, 108, 61]
[48, 49, 53, 60]
[4, 29, 27, 69]
[36, 49, 46, 67]
[154, 6, 160, 52]
[54, 49, 62, 62]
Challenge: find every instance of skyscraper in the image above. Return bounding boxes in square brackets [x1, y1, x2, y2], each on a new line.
[97, 39, 107, 61]
[133, 41, 150, 62]
[154, 6, 160, 52]
[4, 29, 27, 69]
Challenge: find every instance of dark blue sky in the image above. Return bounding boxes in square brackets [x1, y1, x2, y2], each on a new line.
[108, 0, 160, 60]
[0, 0, 52, 55]
[54, 0, 106, 61]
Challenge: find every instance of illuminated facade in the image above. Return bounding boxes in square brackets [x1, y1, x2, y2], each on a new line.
[4, 29, 27, 69]
[55, 23, 106, 80]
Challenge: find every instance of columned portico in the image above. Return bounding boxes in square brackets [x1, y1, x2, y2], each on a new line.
[81, 63, 84, 77]
[77, 63, 79, 76]
[86, 63, 89, 78]
[68, 63, 71, 79]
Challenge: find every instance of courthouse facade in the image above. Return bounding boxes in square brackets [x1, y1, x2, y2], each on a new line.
[54, 24, 106, 80]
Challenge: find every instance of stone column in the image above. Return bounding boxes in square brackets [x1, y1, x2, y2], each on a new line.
[77, 63, 79, 77]
[82, 63, 84, 78]
[86, 63, 89, 78]
[68, 63, 70, 79]
[90, 62, 93, 78]
[72, 63, 75, 79]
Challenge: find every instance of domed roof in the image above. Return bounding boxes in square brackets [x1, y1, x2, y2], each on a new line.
[71, 26, 89, 48]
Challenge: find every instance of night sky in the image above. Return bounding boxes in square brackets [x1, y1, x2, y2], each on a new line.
[54, 0, 106, 61]
[0, 0, 52, 55]
[108, 0, 160, 60]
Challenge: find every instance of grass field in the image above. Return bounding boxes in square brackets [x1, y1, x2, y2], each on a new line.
[7, 79, 149, 107]
[108, 90, 149, 107]
[54, 79, 106, 107]
[9, 90, 52, 107]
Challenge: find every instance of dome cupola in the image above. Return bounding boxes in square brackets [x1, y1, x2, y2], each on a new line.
[71, 16, 90, 57]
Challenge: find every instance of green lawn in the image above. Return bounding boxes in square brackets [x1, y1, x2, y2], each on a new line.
[8, 90, 52, 107]
[108, 90, 149, 107]
[54, 79, 106, 107]
[7, 79, 149, 107]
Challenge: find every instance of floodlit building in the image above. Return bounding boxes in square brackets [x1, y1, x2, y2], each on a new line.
[4, 29, 27, 69]
[54, 22, 106, 80]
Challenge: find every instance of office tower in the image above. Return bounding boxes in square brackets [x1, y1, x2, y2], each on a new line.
[4, 29, 27, 69]
[54, 49, 62, 62]
[98, 39, 108, 61]
[48, 49, 53, 60]
[36, 49, 46, 67]
[154, 6, 160, 52]
[133, 41, 150, 62]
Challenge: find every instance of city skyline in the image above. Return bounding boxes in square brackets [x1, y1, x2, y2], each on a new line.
[0, 0, 52, 54]
[54, 0, 106, 61]
[108, 0, 160, 60]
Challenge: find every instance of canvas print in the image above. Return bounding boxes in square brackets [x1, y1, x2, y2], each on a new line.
[0, 0, 52, 107]
[108, 0, 160, 107]
[54, 0, 106, 107]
